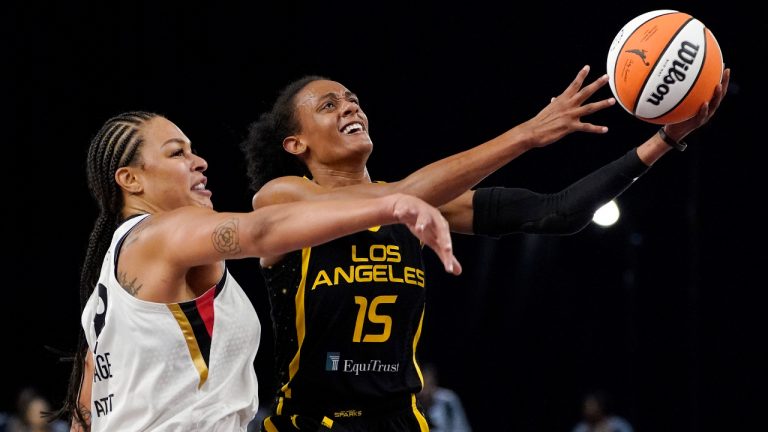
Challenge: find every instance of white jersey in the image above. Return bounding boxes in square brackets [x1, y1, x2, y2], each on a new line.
[81, 214, 261, 431]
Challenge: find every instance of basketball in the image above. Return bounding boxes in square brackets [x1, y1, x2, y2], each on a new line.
[606, 10, 723, 124]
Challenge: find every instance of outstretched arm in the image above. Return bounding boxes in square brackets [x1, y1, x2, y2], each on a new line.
[255, 65, 614, 209]
[470, 147, 648, 236]
[381, 65, 614, 206]
[444, 68, 731, 236]
[149, 193, 461, 274]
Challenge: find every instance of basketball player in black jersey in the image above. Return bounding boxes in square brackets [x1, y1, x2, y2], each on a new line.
[240, 66, 730, 431]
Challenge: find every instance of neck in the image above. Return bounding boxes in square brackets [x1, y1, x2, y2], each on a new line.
[310, 166, 372, 188]
[121, 198, 158, 221]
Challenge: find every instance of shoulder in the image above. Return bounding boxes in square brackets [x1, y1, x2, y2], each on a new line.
[136, 207, 213, 232]
[120, 208, 216, 253]
[252, 176, 321, 209]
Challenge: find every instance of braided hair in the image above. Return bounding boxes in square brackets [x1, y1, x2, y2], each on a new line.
[55, 111, 157, 429]
[239, 76, 327, 192]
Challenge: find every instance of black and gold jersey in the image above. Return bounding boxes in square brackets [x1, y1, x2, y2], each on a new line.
[262, 223, 427, 414]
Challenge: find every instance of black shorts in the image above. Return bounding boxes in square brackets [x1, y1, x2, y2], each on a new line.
[260, 395, 429, 432]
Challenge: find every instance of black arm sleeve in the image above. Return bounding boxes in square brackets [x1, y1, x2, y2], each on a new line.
[472, 148, 650, 237]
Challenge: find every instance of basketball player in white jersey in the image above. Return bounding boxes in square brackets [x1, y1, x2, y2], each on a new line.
[55, 111, 461, 432]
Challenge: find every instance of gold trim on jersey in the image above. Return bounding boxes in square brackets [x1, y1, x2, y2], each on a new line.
[411, 394, 429, 431]
[282, 246, 312, 398]
[263, 416, 278, 432]
[413, 308, 428, 429]
[167, 303, 208, 389]
[413, 307, 426, 387]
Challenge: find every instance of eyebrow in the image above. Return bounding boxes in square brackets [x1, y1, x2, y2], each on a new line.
[161, 138, 190, 147]
[318, 91, 358, 102]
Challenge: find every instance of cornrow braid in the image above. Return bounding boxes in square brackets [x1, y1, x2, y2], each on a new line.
[53, 111, 157, 429]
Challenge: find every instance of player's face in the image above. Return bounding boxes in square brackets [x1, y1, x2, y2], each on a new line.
[130, 116, 213, 210]
[291, 80, 372, 167]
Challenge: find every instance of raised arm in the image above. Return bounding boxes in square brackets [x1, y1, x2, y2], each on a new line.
[255, 66, 614, 209]
[391, 65, 614, 205]
[442, 68, 731, 235]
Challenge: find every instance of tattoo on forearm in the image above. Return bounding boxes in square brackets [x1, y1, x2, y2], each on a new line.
[212, 218, 241, 255]
[117, 272, 143, 296]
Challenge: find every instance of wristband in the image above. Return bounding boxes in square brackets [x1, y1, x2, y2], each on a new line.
[658, 127, 687, 152]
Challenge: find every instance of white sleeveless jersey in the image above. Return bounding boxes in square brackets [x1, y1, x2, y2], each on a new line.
[81, 214, 261, 431]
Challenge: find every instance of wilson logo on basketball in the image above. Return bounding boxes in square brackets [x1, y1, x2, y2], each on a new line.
[646, 41, 700, 106]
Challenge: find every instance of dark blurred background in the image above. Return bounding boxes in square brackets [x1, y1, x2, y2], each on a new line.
[8, 1, 763, 431]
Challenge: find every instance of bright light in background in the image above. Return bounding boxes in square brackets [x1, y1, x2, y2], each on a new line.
[592, 200, 620, 227]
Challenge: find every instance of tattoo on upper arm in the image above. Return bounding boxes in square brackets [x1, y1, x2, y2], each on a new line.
[117, 272, 142, 296]
[212, 218, 241, 255]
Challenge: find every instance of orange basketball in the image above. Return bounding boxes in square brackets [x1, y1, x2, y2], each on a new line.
[606, 10, 724, 124]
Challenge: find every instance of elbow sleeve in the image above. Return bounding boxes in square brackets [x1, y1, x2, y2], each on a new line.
[472, 148, 650, 237]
